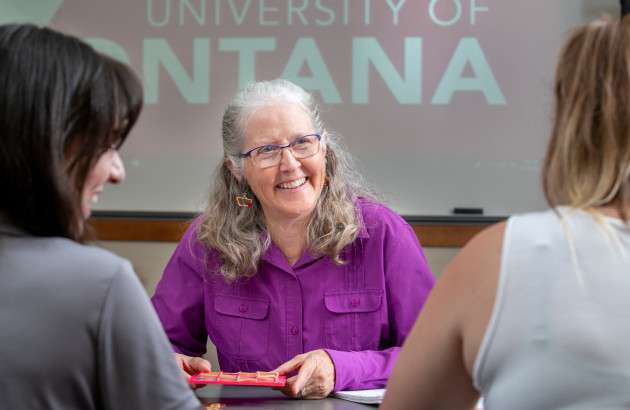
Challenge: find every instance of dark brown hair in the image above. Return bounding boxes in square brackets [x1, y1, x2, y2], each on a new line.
[0, 24, 143, 240]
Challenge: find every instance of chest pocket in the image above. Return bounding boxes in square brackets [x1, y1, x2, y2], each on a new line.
[323, 290, 383, 351]
[212, 294, 270, 360]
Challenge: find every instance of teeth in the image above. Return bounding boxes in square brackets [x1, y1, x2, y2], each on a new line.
[278, 177, 306, 189]
[91, 194, 99, 203]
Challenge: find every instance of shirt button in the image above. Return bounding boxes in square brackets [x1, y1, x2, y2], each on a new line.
[239, 304, 247, 312]
[351, 299, 360, 307]
[291, 326, 299, 335]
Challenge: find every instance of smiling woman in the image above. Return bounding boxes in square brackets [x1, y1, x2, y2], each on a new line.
[151, 78, 437, 400]
[0, 23, 200, 409]
[227, 103, 328, 239]
[0, 26, 138, 240]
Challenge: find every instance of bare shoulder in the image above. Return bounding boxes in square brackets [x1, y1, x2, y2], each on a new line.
[436, 221, 505, 296]
[440, 221, 506, 374]
[380, 222, 508, 410]
[454, 221, 506, 269]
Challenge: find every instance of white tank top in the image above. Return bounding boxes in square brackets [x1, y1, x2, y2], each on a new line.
[473, 208, 630, 410]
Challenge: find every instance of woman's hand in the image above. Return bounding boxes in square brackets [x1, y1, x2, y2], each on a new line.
[173, 352, 212, 390]
[271, 349, 336, 399]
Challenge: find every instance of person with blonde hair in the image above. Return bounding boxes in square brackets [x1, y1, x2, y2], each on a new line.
[381, 15, 630, 410]
[0, 24, 200, 409]
[152, 78, 436, 399]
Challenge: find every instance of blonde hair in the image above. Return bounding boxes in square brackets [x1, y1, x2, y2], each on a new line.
[543, 15, 630, 221]
[544, 16, 630, 287]
[197, 79, 380, 281]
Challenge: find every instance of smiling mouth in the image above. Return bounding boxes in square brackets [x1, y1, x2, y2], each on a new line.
[277, 177, 307, 189]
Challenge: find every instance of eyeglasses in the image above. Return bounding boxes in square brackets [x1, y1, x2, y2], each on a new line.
[238, 134, 322, 168]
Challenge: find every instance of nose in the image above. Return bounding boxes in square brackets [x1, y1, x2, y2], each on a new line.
[109, 151, 126, 184]
[278, 147, 300, 171]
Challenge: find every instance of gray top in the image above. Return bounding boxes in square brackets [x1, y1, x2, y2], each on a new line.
[473, 208, 630, 409]
[0, 223, 200, 410]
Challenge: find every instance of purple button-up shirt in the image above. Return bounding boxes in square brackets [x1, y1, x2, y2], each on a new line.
[152, 198, 435, 391]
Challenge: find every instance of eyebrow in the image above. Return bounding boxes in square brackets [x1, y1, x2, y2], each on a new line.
[250, 133, 312, 147]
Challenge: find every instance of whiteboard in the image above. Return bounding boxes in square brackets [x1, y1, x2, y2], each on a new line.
[1, 0, 620, 217]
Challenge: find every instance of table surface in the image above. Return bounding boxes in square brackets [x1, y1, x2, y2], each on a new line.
[195, 384, 376, 409]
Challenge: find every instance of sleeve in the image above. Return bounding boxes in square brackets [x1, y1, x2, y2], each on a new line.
[98, 260, 201, 410]
[151, 222, 209, 356]
[326, 218, 436, 391]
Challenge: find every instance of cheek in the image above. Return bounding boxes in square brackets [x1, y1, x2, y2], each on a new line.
[85, 156, 111, 187]
[311, 157, 327, 180]
[245, 168, 276, 195]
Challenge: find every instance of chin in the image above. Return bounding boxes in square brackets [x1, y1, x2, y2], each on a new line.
[284, 202, 318, 218]
[82, 204, 92, 218]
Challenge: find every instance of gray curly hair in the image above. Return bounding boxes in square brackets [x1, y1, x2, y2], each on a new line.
[198, 79, 381, 281]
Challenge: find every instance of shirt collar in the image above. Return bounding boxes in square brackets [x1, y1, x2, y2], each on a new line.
[261, 224, 368, 273]
[0, 215, 27, 237]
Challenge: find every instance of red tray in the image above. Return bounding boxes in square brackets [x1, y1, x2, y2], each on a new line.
[189, 371, 286, 387]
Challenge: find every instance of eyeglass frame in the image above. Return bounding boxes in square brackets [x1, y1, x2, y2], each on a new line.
[238, 134, 323, 168]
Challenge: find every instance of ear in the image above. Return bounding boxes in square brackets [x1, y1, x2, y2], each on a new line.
[226, 157, 243, 181]
[321, 131, 328, 155]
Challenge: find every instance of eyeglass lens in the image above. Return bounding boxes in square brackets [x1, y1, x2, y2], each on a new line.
[252, 135, 320, 167]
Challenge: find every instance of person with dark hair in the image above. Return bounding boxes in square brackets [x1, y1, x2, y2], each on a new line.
[0, 24, 201, 409]
[381, 15, 630, 410]
[151, 78, 436, 399]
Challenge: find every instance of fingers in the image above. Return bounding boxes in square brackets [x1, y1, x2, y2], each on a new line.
[189, 356, 212, 373]
[272, 350, 336, 400]
[272, 375, 298, 398]
[174, 353, 212, 390]
[272, 353, 308, 397]
[175, 353, 212, 374]
[273, 354, 304, 376]
[174, 353, 192, 378]
[292, 356, 316, 395]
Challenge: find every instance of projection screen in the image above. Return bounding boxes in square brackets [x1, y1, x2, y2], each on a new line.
[0, 0, 619, 217]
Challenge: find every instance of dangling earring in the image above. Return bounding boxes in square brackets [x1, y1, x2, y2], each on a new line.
[324, 176, 331, 186]
[236, 176, 253, 207]
[236, 194, 252, 207]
